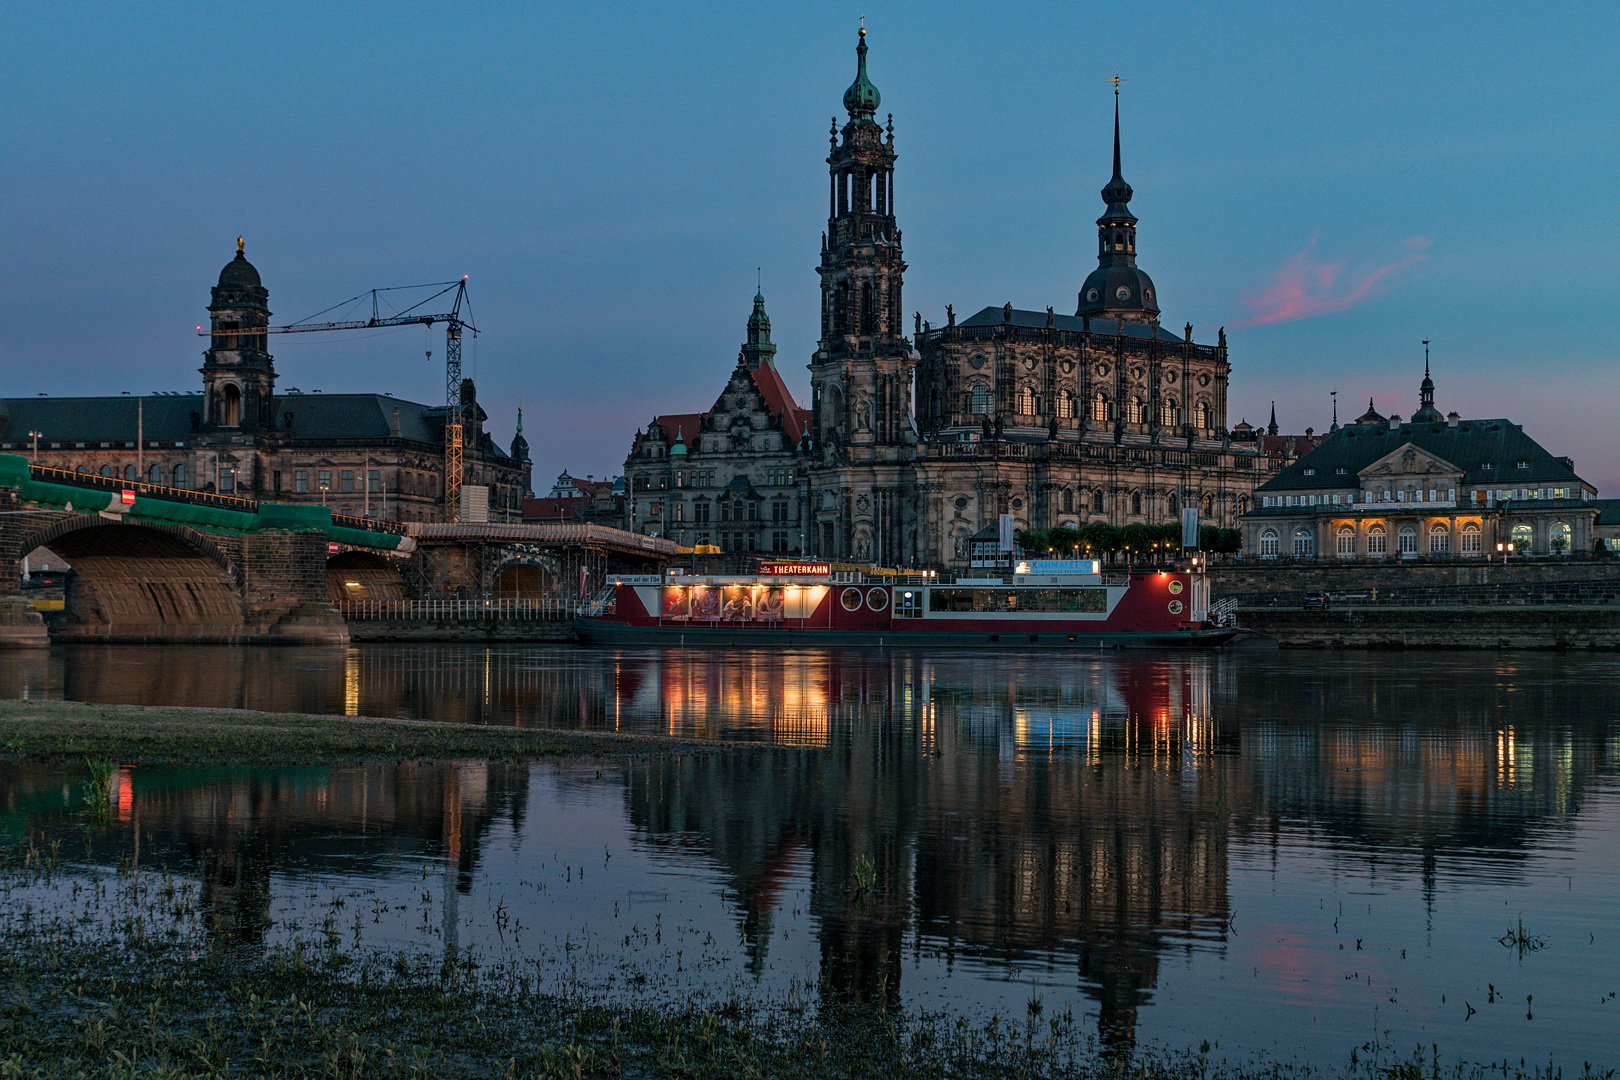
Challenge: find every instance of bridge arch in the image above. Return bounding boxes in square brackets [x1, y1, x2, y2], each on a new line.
[491, 556, 557, 599]
[22, 519, 246, 640]
[326, 549, 407, 604]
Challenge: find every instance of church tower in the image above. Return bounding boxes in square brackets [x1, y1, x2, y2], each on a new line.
[1076, 88, 1161, 323]
[810, 25, 913, 454]
[741, 289, 777, 372]
[806, 25, 917, 565]
[201, 238, 276, 433]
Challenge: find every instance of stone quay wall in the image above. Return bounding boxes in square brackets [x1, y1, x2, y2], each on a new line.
[1238, 606, 1620, 650]
[1211, 558, 1620, 606]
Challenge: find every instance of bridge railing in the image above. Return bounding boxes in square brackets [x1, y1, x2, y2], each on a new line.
[339, 598, 586, 621]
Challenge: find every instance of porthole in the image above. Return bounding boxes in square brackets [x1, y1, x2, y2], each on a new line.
[1168, 600, 1184, 615]
[1168, 580, 1184, 595]
[866, 588, 889, 612]
[840, 587, 864, 611]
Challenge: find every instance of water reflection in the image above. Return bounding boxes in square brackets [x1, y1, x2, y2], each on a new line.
[3, 646, 1618, 1064]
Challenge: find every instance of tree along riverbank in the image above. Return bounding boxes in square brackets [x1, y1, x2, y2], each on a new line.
[4, 830, 1601, 1080]
[0, 700, 763, 768]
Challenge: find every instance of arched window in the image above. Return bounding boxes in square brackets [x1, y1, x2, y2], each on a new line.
[1337, 525, 1357, 557]
[968, 384, 992, 415]
[1092, 489, 1104, 513]
[148, 464, 162, 484]
[1366, 524, 1388, 556]
[99, 464, 114, 477]
[1460, 522, 1482, 554]
[1160, 398, 1179, 427]
[1551, 521, 1572, 553]
[1016, 383, 1036, 415]
[1511, 523, 1534, 552]
[1293, 528, 1315, 557]
[1260, 528, 1280, 558]
[220, 383, 241, 427]
[124, 464, 138, 481]
[173, 464, 187, 488]
[1398, 525, 1418, 555]
[1092, 391, 1111, 423]
[1428, 523, 1450, 554]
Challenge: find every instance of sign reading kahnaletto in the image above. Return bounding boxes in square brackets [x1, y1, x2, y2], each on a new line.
[756, 562, 832, 576]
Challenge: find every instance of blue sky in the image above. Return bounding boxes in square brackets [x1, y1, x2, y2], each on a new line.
[2, 2, 1616, 491]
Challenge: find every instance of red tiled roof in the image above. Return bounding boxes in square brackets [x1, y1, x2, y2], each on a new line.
[747, 363, 808, 442]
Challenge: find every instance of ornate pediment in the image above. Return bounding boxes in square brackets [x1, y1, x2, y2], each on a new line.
[1357, 441, 1463, 481]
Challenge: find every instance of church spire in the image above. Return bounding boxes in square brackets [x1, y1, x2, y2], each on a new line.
[1077, 78, 1160, 322]
[1413, 339, 1442, 422]
[742, 288, 777, 371]
[842, 23, 880, 124]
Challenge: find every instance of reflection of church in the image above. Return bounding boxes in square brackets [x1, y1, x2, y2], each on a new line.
[623, 654, 1244, 1052]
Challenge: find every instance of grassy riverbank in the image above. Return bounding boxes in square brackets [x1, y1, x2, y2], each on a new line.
[6, 841, 1595, 1080]
[0, 700, 754, 768]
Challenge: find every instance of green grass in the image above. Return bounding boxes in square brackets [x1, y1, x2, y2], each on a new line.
[0, 700, 762, 768]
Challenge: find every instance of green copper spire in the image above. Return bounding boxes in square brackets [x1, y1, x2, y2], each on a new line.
[742, 288, 777, 371]
[842, 24, 880, 122]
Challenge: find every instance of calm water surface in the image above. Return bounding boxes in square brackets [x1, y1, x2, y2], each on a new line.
[3, 644, 1618, 1069]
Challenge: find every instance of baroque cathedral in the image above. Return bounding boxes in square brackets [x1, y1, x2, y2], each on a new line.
[626, 29, 1271, 567]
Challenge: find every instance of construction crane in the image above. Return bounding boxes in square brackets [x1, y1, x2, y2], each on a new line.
[199, 277, 476, 521]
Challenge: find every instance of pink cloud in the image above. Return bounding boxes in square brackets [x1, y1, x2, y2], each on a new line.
[1235, 235, 1431, 328]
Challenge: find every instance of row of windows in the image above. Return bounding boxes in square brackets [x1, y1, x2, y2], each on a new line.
[1259, 521, 1569, 557]
[1267, 485, 1577, 510]
[662, 499, 797, 523]
[962, 387, 1215, 428]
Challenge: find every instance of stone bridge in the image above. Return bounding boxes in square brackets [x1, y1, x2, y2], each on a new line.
[0, 454, 676, 647]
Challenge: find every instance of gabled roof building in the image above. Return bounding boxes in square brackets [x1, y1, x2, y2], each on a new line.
[1241, 368, 1598, 559]
[623, 292, 811, 553]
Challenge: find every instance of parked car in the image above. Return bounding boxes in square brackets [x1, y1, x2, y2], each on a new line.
[1302, 592, 1331, 610]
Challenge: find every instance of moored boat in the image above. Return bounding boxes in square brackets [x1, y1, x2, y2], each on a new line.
[574, 560, 1235, 648]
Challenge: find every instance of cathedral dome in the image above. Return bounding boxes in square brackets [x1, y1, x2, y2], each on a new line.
[1078, 264, 1160, 318]
[218, 240, 262, 289]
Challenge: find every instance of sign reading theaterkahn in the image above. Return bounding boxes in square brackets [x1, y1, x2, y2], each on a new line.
[757, 562, 832, 576]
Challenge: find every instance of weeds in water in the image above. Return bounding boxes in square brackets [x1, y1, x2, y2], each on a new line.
[80, 759, 116, 823]
[1500, 914, 1550, 959]
[851, 854, 876, 903]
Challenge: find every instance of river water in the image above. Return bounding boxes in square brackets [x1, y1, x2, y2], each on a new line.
[3, 644, 1618, 1069]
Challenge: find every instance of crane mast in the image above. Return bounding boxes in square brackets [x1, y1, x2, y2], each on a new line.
[199, 277, 476, 522]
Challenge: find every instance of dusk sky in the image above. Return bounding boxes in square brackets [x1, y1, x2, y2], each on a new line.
[3, 2, 1616, 492]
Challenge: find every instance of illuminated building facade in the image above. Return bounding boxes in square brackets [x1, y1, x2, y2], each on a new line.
[0, 244, 530, 522]
[1241, 367, 1599, 558]
[625, 30, 1276, 569]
